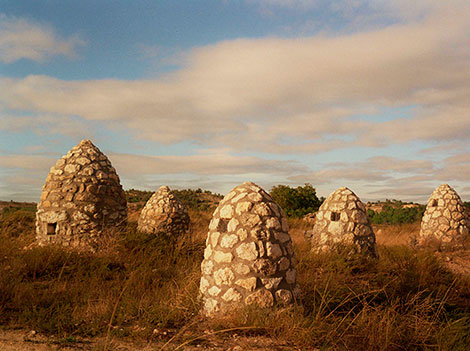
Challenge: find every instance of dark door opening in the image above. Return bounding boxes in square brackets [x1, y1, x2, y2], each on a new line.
[47, 223, 57, 235]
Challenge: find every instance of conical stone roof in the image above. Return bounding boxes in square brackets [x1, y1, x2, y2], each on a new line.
[418, 184, 469, 248]
[137, 185, 190, 236]
[200, 182, 299, 316]
[307, 187, 377, 257]
[36, 139, 127, 250]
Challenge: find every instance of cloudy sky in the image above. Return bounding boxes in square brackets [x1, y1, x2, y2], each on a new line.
[1, 0, 470, 203]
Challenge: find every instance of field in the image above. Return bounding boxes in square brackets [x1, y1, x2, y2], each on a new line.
[0, 201, 470, 350]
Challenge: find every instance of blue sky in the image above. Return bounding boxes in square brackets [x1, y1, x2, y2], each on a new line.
[1, 0, 470, 202]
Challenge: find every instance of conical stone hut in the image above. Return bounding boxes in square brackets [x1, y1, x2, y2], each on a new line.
[137, 185, 190, 236]
[418, 184, 469, 248]
[36, 139, 127, 250]
[306, 187, 377, 257]
[200, 182, 299, 316]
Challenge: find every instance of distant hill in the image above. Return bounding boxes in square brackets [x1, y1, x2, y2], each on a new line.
[0, 200, 36, 213]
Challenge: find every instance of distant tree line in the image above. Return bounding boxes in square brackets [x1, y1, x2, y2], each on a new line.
[125, 189, 153, 203]
[125, 188, 222, 211]
[171, 188, 222, 211]
[367, 204, 425, 224]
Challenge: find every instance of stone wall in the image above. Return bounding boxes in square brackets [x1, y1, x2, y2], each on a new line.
[418, 184, 469, 248]
[200, 182, 299, 316]
[36, 140, 127, 250]
[306, 187, 377, 257]
[137, 186, 190, 237]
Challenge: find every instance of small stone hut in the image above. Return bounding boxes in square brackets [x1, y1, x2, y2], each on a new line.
[200, 182, 299, 316]
[36, 139, 127, 250]
[137, 185, 190, 236]
[306, 187, 377, 257]
[418, 184, 469, 248]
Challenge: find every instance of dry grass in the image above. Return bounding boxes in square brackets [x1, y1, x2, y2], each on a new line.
[374, 222, 421, 246]
[0, 208, 469, 350]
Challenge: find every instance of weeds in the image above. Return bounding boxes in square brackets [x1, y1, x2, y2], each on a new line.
[0, 208, 469, 350]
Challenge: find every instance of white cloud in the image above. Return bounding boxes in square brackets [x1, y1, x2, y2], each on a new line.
[0, 14, 84, 63]
[1, 2, 470, 201]
[1, 2, 469, 154]
[0, 150, 308, 201]
[0, 154, 56, 171]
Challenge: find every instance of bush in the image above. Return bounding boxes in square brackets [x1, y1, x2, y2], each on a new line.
[124, 189, 153, 203]
[171, 189, 222, 211]
[270, 184, 323, 217]
[368, 204, 425, 224]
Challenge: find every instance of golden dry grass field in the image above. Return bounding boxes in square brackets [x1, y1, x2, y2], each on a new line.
[0, 204, 469, 350]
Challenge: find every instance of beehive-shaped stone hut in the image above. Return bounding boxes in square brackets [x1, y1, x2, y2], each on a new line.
[418, 184, 469, 248]
[137, 185, 190, 236]
[200, 182, 298, 316]
[36, 139, 127, 250]
[307, 187, 377, 257]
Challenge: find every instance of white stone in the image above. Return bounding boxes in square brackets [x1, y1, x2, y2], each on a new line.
[209, 231, 220, 247]
[208, 286, 221, 297]
[236, 201, 252, 214]
[201, 260, 214, 275]
[236, 242, 258, 261]
[214, 268, 235, 286]
[219, 205, 234, 219]
[266, 217, 281, 230]
[200, 277, 210, 294]
[213, 251, 233, 263]
[234, 263, 251, 275]
[204, 245, 212, 259]
[222, 288, 242, 302]
[237, 228, 248, 241]
[261, 277, 282, 290]
[227, 218, 239, 232]
[220, 234, 239, 248]
[235, 277, 257, 291]
[209, 218, 219, 230]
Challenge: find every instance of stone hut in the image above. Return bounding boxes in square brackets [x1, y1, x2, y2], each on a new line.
[418, 184, 469, 248]
[36, 139, 127, 250]
[137, 185, 190, 236]
[306, 187, 377, 257]
[199, 182, 299, 316]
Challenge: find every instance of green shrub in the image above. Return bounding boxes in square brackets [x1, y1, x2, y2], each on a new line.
[270, 183, 323, 217]
[368, 204, 425, 224]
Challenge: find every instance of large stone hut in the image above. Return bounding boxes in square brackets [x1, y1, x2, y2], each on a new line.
[137, 185, 190, 236]
[36, 139, 127, 250]
[200, 182, 299, 316]
[306, 187, 377, 257]
[418, 184, 469, 249]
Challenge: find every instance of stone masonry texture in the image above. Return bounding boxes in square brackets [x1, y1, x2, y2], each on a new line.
[200, 182, 299, 316]
[137, 185, 190, 237]
[306, 187, 377, 257]
[36, 139, 127, 250]
[418, 184, 469, 249]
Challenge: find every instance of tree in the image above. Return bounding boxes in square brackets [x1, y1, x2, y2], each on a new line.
[270, 184, 322, 217]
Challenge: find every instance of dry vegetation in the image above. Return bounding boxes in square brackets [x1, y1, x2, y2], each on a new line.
[0, 205, 470, 350]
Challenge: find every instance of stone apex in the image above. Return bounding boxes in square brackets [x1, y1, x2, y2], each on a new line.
[326, 186, 357, 199]
[78, 139, 95, 147]
[158, 185, 171, 192]
[233, 181, 263, 192]
[435, 184, 453, 192]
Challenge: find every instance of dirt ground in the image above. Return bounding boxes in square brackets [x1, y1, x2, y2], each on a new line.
[0, 329, 303, 351]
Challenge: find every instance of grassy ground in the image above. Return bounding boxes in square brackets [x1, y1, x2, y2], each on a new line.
[0, 207, 469, 350]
